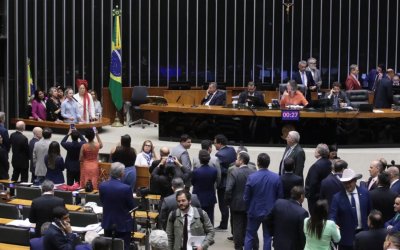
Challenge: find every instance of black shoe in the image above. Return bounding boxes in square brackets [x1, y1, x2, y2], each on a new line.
[227, 236, 234, 241]
[215, 226, 228, 231]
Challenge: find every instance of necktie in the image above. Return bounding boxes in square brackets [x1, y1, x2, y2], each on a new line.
[182, 214, 188, 250]
[280, 147, 293, 174]
[350, 193, 358, 226]
[333, 95, 339, 109]
[302, 72, 306, 85]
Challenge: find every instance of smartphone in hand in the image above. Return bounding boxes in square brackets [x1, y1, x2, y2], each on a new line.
[92, 126, 97, 134]
[70, 123, 75, 130]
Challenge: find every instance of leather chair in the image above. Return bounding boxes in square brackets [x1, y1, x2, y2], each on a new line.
[15, 186, 41, 200]
[128, 86, 157, 128]
[69, 211, 99, 227]
[0, 226, 30, 246]
[85, 193, 102, 206]
[346, 90, 369, 108]
[54, 190, 74, 204]
[393, 95, 400, 105]
[0, 203, 20, 219]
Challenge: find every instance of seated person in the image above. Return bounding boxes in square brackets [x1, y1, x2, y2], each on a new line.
[326, 82, 351, 109]
[30, 222, 51, 250]
[393, 75, 400, 95]
[238, 81, 266, 107]
[201, 82, 226, 106]
[280, 80, 309, 108]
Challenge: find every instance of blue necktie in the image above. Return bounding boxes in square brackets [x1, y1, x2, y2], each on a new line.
[350, 193, 358, 226]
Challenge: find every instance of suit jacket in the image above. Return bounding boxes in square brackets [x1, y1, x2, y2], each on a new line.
[61, 134, 86, 172]
[374, 77, 393, 108]
[33, 138, 52, 176]
[10, 131, 30, 169]
[193, 155, 221, 186]
[29, 137, 39, 173]
[269, 199, 309, 250]
[306, 67, 322, 86]
[292, 70, 316, 101]
[159, 191, 201, 230]
[305, 157, 332, 209]
[354, 228, 387, 250]
[280, 172, 303, 199]
[345, 74, 362, 90]
[319, 173, 344, 206]
[329, 187, 371, 247]
[366, 176, 378, 191]
[244, 169, 283, 218]
[279, 144, 306, 181]
[99, 178, 136, 232]
[215, 146, 237, 188]
[192, 165, 218, 207]
[0, 124, 10, 152]
[328, 90, 351, 109]
[391, 180, 400, 194]
[0, 145, 9, 179]
[238, 91, 265, 106]
[225, 165, 256, 212]
[43, 223, 78, 250]
[385, 212, 400, 233]
[170, 144, 191, 171]
[29, 194, 65, 237]
[369, 186, 397, 222]
[201, 90, 226, 106]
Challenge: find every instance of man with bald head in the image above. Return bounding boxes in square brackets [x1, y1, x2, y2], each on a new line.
[366, 160, 384, 191]
[10, 121, 30, 181]
[201, 82, 226, 106]
[29, 127, 43, 182]
[387, 166, 400, 194]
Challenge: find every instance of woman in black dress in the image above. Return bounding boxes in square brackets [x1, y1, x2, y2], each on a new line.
[46, 87, 63, 121]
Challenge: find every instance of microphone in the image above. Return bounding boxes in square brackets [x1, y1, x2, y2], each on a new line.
[72, 96, 83, 107]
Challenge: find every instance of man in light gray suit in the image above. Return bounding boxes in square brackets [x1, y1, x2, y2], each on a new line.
[192, 139, 221, 186]
[170, 134, 192, 171]
[33, 127, 52, 183]
[159, 177, 201, 230]
[306, 57, 322, 88]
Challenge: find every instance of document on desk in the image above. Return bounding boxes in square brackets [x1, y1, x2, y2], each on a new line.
[6, 219, 32, 228]
[187, 236, 205, 249]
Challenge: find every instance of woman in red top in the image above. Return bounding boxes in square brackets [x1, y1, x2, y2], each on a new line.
[280, 80, 309, 108]
[79, 128, 103, 189]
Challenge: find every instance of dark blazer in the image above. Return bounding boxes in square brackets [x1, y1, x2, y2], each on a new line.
[43, 223, 78, 250]
[292, 70, 316, 101]
[328, 91, 351, 109]
[305, 157, 332, 211]
[225, 165, 256, 211]
[99, 178, 136, 232]
[159, 191, 201, 230]
[192, 165, 218, 207]
[366, 177, 378, 191]
[215, 145, 237, 188]
[61, 134, 86, 172]
[29, 194, 65, 237]
[280, 173, 303, 199]
[385, 212, 400, 233]
[45, 155, 65, 184]
[29, 137, 39, 173]
[374, 77, 393, 108]
[354, 228, 387, 250]
[279, 144, 306, 181]
[9, 131, 30, 169]
[0, 124, 10, 152]
[329, 187, 371, 247]
[201, 90, 226, 106]
[0, 145, 9, 179]
[319, 173, 344, 206]
[269, 199, 309, 250]
[238, 91, 265, 106]
[369, 186, 397, 222]
[391, 180, 400, 194]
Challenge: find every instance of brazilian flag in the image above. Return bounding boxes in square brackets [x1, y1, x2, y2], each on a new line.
[109, 7, 123, 111]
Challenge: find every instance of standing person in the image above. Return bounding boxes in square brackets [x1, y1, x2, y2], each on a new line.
[279, 130, 306, 181]
[269, 186, 309, 250]
[166, 190, 215, 250]
[329, 168, 371, 250]
[170, 134, 192, 171]
[280, 158, 303, 199]
[214, 134, 237, 231]
[354, 210, 387, 250]
[89, 90, 103, 118]
[192, 150, 218, 225]
[111, 134, 137, 192]
[31, 89, 47, 121]
[345, 64, 362, 90]
[305, 143, 332, 214]
[29, 127, 43, 182]
[0, 134, 9, 179]
[319, 159, 347, 207]
[304, 200, 341, 249]
[74, 79, 95, 122]
[306, 57, 322, 88]
[29, 180, 65, 237]
[44, 141, 65, 184]
[388, 166, 400, 194]
[135, 140, 157, 168]
[80, 128, 103, 189]
[56, 85, 66, 103]
[192, 140, 221, 186]
[61, 88, 82, 123]
[33, 128, 52, 183]
[384, 196, 400, 233]
[374, 68, 394, 108]
[292, 60, 316, 102]
[46, 87, 63, 122]
[369, 172, 397, 223]
[0, 111, 10, 152]
[225, 151, 256, 250]
[61, 129, 86, 185]
[9, 121, 30, 182]
[99, 162, 136, 250]
[243, 153, 283, 250]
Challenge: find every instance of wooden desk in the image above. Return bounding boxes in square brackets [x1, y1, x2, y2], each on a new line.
[0, 218, 13, 225]
[10, 118, 110, 130]
[0, 243, 29, 250]
[7, 199, 82, 211]
[0, 180, 14, 184]
[133, 211, 159, 220]
[145, 194, 161, 200]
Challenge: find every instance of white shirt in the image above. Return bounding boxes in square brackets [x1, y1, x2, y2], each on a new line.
[391, 179, 399, 188]
[73, 93, 95, 122]
[347, 188, 362, 229]
[135, 152, 154, 167]
[180, 206, 194, 246]
[300, 71, 308, 87]
[204, 92, 216, 106]
[368, 176, 378, 190]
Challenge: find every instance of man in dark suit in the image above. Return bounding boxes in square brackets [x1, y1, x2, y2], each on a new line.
[214, 134, 237, 230]
[99, 162, 136, 250]
[329, 168, 371, 250]
[201, 82, 226, 106]
[61, 128, 86, 185]
[387, 166, 400, 194]
[9, 121, 30, 182]
[354, 210, 387, 250]
[369, 172, 397, 223]
[29, 180, 65, 237]
[269, 186, 309, 250]
[279, 131, 306, 181]
[29, 127, 42, 182]
[305, 143, 332, 213]
[238, 81, 265, 107]
[326, 82, 351, 109]
[319, 159, 347, 206]
[365, 160, 384, 191]
[0, 111, 10, 153]
[374, 68, 394, 108]
[225, 151, 257, 250]
[280, 157, 303, 199]
[159, 177, 201, 230]
[292, 60, 316, 102]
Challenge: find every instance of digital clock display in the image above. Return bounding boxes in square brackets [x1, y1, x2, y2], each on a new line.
[281, 110, 300, 121]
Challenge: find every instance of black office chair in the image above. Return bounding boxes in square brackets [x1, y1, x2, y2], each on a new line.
[21, 206, 31, 220]
[128, 86, 157, 129]
[69, 211, 99, 227]
[346, 90, 369, 108]
[85, 193, 102, 206]
[101, 236, 125, 250]
[54, 190, 74, 204]
[15, 186, 42, 200]
[393, 95, 400, 105]
[0, 203, 20, 219]
[0, 225, 30, 246]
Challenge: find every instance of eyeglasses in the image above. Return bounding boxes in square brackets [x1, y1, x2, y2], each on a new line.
[144, 144, 152, 147]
